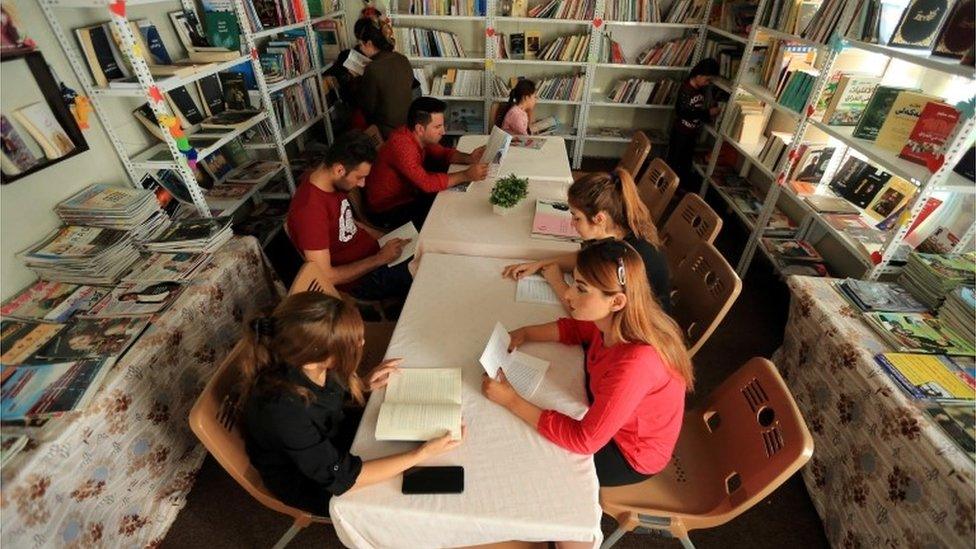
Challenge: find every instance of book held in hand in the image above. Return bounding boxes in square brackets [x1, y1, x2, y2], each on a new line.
[375, 368, 462, 441]
[478, 322, 549, 398]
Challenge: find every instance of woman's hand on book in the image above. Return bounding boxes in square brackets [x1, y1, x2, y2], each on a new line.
[502, 260, 543, 279]
[419, 424, 467, 458]
[368, 358, 402, 391]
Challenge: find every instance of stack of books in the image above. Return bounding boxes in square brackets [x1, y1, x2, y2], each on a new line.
[898, 252, 976, 309]
[939, 287, 976, 344]
[636, 36, 697, 67]
[54, 184, 170, 243]
[727, 96, 766, 146]
[834, 278, 929, 313]
[527, 0, 596, 20]
[537, 34, 591, 62]
[863, 312, 975, 354]
[395, 27, 467, 58]
[18, 226, 140, 285]
[665, 0, 708, 23]
[605, 0, 660, 22]
[606, 78, 678, 105]
[431, 69, 483, 97]
[143, 217, 234, 253]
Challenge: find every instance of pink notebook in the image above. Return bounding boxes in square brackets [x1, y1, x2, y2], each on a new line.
[531, 200, 581, 242]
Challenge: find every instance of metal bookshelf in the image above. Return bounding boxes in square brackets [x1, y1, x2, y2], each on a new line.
[695, 0, 976, 281]
[40, 0, 347, 218]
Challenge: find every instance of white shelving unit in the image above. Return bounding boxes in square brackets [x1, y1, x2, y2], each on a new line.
[40, 0, 348, 219]
[695, 0, 976, 281]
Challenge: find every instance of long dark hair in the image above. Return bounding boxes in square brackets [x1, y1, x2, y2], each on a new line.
[495, 79, 536, 128]
[568, 168, 661, 246]
[240, 292, 367, 406]
[354, 17, 394, 52]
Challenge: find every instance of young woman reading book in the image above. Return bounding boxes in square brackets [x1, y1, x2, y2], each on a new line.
[495, 79, 537, 136]
[242, 292, 464, 515]
[502, 168, 671, 312]
[484, 239, 692, 486]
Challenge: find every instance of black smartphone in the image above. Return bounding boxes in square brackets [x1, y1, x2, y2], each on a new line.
[401, 466, 464, 494]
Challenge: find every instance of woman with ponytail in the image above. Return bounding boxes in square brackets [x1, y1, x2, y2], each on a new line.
[496, 79, 537, 135]
[485, 239, 692, 486]
[502, 168, 671, 312]
[242, 292, 464, 515]
[354, 17, 413, 136]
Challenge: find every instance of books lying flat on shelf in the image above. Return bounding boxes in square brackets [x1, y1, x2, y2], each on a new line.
[516, 273, 574, 305]
[898, 251, 976, 309]
[143, 217, 234, 253]
[727, 96, 765, 146]
[200, 109, 264, 129]
[374, 368, 462, 441]
[804, 195, 860, 214]
[0, 358, 117, 421]
[123, 252, 212, 282]
[875, 353, 975, 402]
[821, 213, 887, 257]
[34, 317, 149, 361]
[19, 226, 140, 285]
[532, 199, 581, 242]
[12, 102, 75, 160]
[378, 222, 419, 267]
[863, 312, 975, 355]
[479, 322, 549, 398]
[1, 320, 65, 365]
[226, 160, 283, 184]
[83, 282, 184, 318]
[760, 238, 822, 262]
[939, 287, 975, 343]
[835, 279, 929, 313]
[1, 282, 106, 323]
[924, 402, 975, 457]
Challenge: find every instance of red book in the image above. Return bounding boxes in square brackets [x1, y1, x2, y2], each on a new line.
[899, 102, 961, 167]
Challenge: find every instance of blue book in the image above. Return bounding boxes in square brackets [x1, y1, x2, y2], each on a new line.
[137, 19, 172, 65]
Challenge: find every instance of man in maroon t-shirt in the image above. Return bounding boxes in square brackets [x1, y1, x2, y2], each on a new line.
[287, 131, 413, 300]
[365, 96, 489, 229]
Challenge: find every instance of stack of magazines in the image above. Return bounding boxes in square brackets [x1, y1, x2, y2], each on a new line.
[834, 279, 928, 313]
[862, 311, 974, 355]
[143, 217, 233, 253]
[874, 352, 975, 403]
[939, 287, 976, 344]
[898, 252, 976, 309]
[0, 281, 107, 323]
[18, 226, 141, 285]
[54, 184, 170, 242]
[122, 252, 213, 283]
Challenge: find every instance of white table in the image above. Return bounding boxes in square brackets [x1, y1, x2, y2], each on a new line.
[455, 135, 573, 185]
[330, 253, 602, 549]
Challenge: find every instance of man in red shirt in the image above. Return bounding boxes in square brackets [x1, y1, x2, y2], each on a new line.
[365, 97, 489, 229]
[287, 131, 412, 300]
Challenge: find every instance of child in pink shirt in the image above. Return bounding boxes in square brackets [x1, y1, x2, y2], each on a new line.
[496, 79, 537, 135]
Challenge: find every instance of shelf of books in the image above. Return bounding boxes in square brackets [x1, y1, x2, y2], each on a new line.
[694, 0, 976, 281]
[41, 0, 348, 225]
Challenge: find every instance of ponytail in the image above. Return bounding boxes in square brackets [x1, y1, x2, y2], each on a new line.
[568, 168, 661, 247]
[495, 79, 536, 128]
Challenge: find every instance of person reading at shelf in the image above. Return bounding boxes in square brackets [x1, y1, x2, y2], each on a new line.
[365, 96, 489, 229]
[496, 79, 537, 136]
[484, 239, 692, 488]
[668, 57, 721, 192]
[286, 131, 413, 301]
[355, 17, 414, 137]
[502, 169, 671, 313]
[243, 292, 466, 516]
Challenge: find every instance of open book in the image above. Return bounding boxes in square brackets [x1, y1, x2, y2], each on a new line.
[375, 368, 462, 441]
[378, 222, 419, 266]
[483, 126, 512, 176]
[344, 49, 371, 77]
[516, 273, 574, 305]
[479, 322, 549, 397]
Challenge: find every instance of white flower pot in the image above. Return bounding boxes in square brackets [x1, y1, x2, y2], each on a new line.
[493, 203, 515, 216]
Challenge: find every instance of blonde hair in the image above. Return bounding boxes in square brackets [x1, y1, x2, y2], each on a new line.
[577, 240, 693, 390]
[568, 168, 660, 247]
[240, 292, 367, 406]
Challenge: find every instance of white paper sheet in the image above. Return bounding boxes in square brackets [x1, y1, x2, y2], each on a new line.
[378, 222, 419, 266]
[478, 321, 550, 397]
[515, 273, 575, 305]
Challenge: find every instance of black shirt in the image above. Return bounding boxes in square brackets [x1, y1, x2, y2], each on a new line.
[673, 80, 710, 134]
[243, 368, 363, 515]
[623, 233, 672, 314]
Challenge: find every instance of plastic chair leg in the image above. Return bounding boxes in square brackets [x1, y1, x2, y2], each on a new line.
[272, 519, 306, 549]
[599, 526, 628, 549]
[678, 535, 696, 549]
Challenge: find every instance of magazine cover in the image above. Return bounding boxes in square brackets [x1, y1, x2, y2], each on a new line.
[1, 320, 66, 365]
[761, 238, 823, 262]
[864, 312, 976, 355]
[0, 358, 116, 420]
[836, 279, 929, 313]
[123, 252, 211, 282]
[531, 199, 581, 241]
[35, 317, 149, 360]
[1, 281, 82, 321]
[153, 217, 231, 243]
[924, 403, 975, 456]
[83, 282, 183, 318]
[24, 226, 128, 259]
[875, 352, 975, 401]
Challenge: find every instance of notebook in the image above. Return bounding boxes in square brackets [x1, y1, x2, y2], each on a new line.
[375, 368, 462, 441]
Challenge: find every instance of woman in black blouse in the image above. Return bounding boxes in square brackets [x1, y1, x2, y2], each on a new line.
[241, 292, 464, 515]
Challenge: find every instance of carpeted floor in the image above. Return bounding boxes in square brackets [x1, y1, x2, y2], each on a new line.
[162, 161, 830, 548]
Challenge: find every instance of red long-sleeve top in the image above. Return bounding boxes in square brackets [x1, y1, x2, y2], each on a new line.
[364, 126, 456, 213]
[537, 318, 686, 474]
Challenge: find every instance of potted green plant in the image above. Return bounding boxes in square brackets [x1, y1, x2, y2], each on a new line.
[489, 173, 529, 215]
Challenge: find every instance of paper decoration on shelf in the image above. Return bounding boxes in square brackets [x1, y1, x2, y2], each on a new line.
[250, 48, 259, 60]
[182, 147, 198, 169]
[72, 96, 92, 129]
[828, 35, 847, 53]
[870, 251, 882, 264]
[486, 28, 495, 37]
[108, 0, 126, 17]
[806, 104, 815, 117]
[175, 136, 190, 149]
[485, 59, 494, 70]
[131, 42, 143, 58]
[955, 98, 975, 120]
[148, 86, 163, 103]
[593, 17, 603, 28]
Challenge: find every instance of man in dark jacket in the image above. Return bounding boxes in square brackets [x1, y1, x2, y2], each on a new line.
[667, 58, 720, 192]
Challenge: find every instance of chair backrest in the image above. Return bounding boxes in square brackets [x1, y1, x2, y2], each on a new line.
[290, 262, 340, 297]
[669, 241, 741, 356]
[637, 158, 680, 224]
[188, 342, 310, 520]
[363, 125, 384, 150]
[617, 131, 652, 178]
[660, 193, 722, 271]
[681, 357, 814, 524]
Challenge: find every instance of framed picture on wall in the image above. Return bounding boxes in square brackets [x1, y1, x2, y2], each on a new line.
[1, 50, 89, 184]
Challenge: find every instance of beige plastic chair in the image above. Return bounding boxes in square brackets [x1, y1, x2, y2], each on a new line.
[637, 158, 680, 225]
[363, 124, 384, 150]
[659, 193, 723, 271]
[289, 261, 340, 297]
[573, 131, 652, 180]
[599, 357, 814, 549]
[669, 241, 741, 357]
[189, 343, 333, 548]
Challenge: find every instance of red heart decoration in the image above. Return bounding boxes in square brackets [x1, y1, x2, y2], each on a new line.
[593, 18, 603, 28]
[788, 149, 798, 160]
[925, 154, 945, 173]
[486, 28, 495, 37]
[148, 86, 163, 104]
[806, 104, 814, 117]
[776, 172, 785, 186]
[251, 48, 259, 60]
[108, 0, 126, 17]
[870, 251, 882, 265]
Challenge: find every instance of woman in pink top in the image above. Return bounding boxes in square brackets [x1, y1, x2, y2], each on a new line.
[495, 79, 537, 135]
[482, 239, 693, 486]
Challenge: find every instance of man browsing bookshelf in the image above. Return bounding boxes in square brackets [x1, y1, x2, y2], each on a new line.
[364, 97, 489, 230]
[286, 131, 413, 301]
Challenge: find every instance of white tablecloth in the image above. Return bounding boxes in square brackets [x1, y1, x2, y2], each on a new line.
[455, 135, 573, 184]
[330, 253, 602, 548]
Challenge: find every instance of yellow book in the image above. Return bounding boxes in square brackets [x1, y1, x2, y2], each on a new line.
[864, 176, 916, 221]
[874, 91, 943, 152]
[525, 31, 541, 59]
[513, 0, 527, 16]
